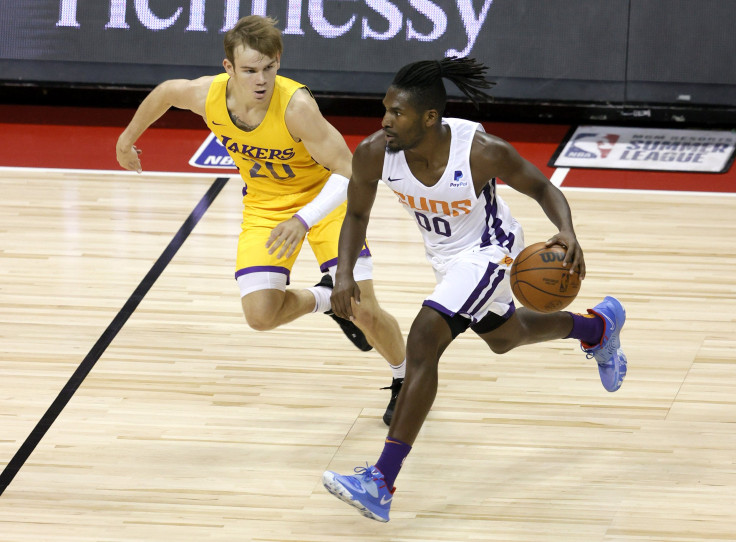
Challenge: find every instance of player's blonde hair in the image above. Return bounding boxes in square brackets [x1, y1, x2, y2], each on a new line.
[224, 15, 283, 63]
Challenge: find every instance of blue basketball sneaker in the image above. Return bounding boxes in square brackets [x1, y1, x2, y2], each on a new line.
[322, 464, 395, 522]
[583, 296, 627, 392]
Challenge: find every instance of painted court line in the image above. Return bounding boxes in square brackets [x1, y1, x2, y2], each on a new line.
[549, 167, 570, 187]
[4, 165, 734, 197]
[0, 165, 234, 179]
[0, 177, 230, 496]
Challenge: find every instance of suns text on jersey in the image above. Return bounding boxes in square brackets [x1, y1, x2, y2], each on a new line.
[393, 190, 471, 216]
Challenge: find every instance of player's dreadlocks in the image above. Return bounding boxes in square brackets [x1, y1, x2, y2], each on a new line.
[391, 56, 495, 116]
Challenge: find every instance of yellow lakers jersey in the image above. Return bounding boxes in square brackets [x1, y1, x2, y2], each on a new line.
[205, 74, 331, 202]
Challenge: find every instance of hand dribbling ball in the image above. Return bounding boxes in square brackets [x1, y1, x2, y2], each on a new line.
[510, 242, 581, 313]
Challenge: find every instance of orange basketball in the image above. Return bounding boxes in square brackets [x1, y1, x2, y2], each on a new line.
[510, 242, 581, 313]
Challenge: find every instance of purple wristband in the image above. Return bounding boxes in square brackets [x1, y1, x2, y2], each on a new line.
[293, 214, 309, 230]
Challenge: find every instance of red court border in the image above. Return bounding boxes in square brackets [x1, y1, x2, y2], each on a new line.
[1, 105, 733, 193]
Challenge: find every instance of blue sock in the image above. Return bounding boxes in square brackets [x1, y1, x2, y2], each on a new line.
[565, 311, 604, 346]
[375, 436, 412, 488]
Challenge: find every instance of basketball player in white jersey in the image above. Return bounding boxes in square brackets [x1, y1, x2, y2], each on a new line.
[322, 57, 628, 522]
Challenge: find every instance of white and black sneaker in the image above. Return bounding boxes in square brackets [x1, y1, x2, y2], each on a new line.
[381, 378, 404, 426]
[315, 274, 373, 352]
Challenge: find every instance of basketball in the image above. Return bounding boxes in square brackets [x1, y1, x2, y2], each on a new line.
[510, 242, 581, 313]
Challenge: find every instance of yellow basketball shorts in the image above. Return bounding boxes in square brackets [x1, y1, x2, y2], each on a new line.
[234, 199, 370, 285]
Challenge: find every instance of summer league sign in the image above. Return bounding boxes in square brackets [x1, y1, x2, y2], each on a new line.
[550, 127, 736, 173]
[189, 133, 237, 169]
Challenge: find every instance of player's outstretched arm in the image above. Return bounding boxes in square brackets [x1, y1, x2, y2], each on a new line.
[474, 133, 586, 278]
[116, 77, 212, 172]
[331, 133, 383, 321]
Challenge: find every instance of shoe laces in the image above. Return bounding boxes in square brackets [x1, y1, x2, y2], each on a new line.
[354, 464, 387, 490]
[583, 342, 616, 366]
[380, 378, 404, 395]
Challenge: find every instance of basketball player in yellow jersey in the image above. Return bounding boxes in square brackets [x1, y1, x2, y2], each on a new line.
[116, 15, 406, 425]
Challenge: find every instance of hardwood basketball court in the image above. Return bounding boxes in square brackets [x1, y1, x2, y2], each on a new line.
[1, 110, 735, 541]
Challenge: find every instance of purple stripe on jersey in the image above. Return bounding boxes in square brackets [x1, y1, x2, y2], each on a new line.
[422, 299, 455, 317]
[470, 268, 507, 319]
[480, 180, 515, 251]
[489, 182, 509, 247]
[320, 258, 338, 272]
[235, 266, 290, 279]
[479, 182, 496, 247]
[458, 261, 498, 315]
[505, 231, 516, 251]
[319, 246, 372, 272]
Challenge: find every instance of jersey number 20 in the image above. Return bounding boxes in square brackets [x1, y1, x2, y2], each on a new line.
[248, 160, 296, 180]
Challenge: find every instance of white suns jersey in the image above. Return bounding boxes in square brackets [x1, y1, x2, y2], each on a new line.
[381, 118, 523, 264]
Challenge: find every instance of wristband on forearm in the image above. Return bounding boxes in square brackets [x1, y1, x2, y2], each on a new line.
[293, 172, 349, 229]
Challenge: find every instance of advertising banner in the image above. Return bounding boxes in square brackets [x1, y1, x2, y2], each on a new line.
[550, 126, 736, 173]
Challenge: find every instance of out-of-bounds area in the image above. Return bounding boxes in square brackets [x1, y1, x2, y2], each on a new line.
[1, 105, 734, 194]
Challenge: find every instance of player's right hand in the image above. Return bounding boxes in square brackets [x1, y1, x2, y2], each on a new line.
[331, 274, 361, 321]
[546, 232, 585, 279]
[116, 145, 143, 173]
[266, 217, 307, 259]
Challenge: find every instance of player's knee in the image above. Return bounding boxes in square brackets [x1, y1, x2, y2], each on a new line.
[405, 352, 439, 378]
[406, 333, 440, 370]
[242, 310, 278, 332]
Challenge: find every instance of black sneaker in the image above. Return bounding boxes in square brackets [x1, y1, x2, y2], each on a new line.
[381, 377, 404, 426]
[315, 274, 373, 352]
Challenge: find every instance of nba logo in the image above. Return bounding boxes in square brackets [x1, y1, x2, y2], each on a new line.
[189, 133, 238, 169]
[565, 132, 620, 159]
[596, 134, 619, 158]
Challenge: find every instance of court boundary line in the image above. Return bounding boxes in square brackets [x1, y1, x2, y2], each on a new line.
[542, 185, 736, 198]
[3, 166, 734, 197]
[495, 181, 736, 198]
[0, 165, 237, 179]
[549, 167, 570, 187]
[0, 176, 230, 496]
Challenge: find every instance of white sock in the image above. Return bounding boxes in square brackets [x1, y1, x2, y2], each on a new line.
[307, 286, 332, 313]
[390, 359, 406, 380]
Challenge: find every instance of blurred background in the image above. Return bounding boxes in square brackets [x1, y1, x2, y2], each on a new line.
[2, 0, 734, 126]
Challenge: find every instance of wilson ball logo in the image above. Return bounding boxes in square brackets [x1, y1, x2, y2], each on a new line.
[539, 252, 565, 263]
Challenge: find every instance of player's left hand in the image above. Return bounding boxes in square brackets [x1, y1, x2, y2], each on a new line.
[546, 232, 586, 279]
[266, 217, 307, 259]
[116, 144, 143, 173]
[331, 273, 361, 321]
